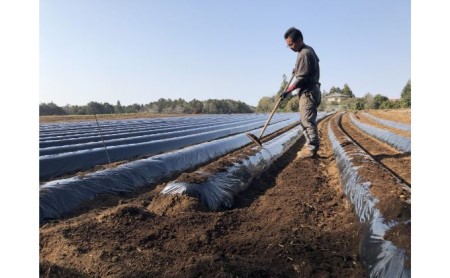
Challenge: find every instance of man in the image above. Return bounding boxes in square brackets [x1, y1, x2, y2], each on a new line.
[281, 27, 321, 159]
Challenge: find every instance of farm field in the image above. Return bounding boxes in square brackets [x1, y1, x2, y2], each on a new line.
[39, 109, 411, 277]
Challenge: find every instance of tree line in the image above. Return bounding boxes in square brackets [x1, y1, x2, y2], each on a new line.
[256, 76, 411, 112]
[40, 98, 254, 116]
[40, 79, 411, 116]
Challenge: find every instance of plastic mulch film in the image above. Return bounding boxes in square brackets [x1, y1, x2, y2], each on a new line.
[160, 112, 331, 210]
[39, 117, 271, 156]
[161, 126, 302, 210]
[362, 112, 411, 131]
[328, 116, 410, 278]
[39, 115, 261, 148]
[39, 114, 235, 135]
[39, 115, 294, 179]
[39, 117, 298, 225]
[349, 113, 411, 153]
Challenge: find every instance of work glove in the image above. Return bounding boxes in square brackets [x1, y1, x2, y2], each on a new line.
[280, 82, 297, 100]
[280, 91, 290, 100]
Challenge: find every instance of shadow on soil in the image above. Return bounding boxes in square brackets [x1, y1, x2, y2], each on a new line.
[40, 262, 90, 278]
[372, 152, 411, 160]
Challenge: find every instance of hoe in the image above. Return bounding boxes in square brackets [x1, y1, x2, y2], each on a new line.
[246, 73, 295, 147]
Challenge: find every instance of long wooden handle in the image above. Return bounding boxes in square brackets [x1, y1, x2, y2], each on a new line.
[258, 97, 282, 138]
[258, 73, 296, 139]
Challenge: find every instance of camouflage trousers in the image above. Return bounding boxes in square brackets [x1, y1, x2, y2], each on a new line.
[299, 89, 321, 151]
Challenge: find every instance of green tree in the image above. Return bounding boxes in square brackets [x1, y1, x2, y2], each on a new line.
[380, 100, 401, 109]
[187, 99, 204, 114]
[115, 100, 124, 114]
[65, 104, 88, 115]
[125, 103, 142, 113]
[102, 102, 115, 114]
[363, 93, 375, 109]
[341, 84, 355, 98]
[40, 97, 255, 116]
[87, 101, 104, 114]
[373, 94, 389, 109]
[232, 100, 253, 113]
[203, 99, 219, 113]
[256, 96, 275, 113]
[256, 74, 293, 112]
[329, 86, 342, 95]
[354, 98, 366, 110]
[155, 98, 166, 113]
[39, 102, 67, 116]
[401, 79, 411, 108]
[340, 98, 355, 111]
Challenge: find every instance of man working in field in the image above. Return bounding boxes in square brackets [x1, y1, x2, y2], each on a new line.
[281, 27, 321, 159]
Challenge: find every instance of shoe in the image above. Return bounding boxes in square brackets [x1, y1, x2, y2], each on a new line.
[296, 148, 317, 159]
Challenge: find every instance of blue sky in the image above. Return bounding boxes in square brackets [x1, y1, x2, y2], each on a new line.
[39, 0, 411, 107]
[3, 1, 450, 276]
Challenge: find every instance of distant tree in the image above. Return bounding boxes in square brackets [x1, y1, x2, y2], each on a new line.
[278, 74, 288, 94]
[40, 97, 254, 116]
[62, 104, 73, 115]
[187, 99, 204, 114]
[87, 101, 104, 114]
[39, 102, 67, 116]
[201, 99, 252, 114]
[65, 104, 88, 115]
[115, 100, 124, 114]
[84, 101, 119, 114]
[156, 98, 168, 113]
[256, 74, 294, 112]
[354, 98, 366, 110]
[285, 97, 299, 112]
[143, 103, 158, 113]
[380, 99, 401, 109]
[341, 84, 355, 98]
[102, 102, 115, 114]
[256, 96, 275, 113]
[125, 103, 142, 113]
[232, 100, 253, 113]
[203, 99, 219, 113]
[401, 79, 411, 108]
[363, 93, 375, 109]
[373, 94, 389, 109]
[329, 86, 342, 95]
[341, 97, 365, 111]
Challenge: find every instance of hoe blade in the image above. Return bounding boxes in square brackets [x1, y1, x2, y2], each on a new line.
[246, 133, 262, 147]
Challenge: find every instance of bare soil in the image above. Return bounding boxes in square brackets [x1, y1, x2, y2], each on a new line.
[40, 110, 411, 277]
[365, 109, 411, 124]
[355, 111, 411, 138]
[330, 113, 411, 265]
[175, 122, 299, 184]
[341, 112, 411, 185]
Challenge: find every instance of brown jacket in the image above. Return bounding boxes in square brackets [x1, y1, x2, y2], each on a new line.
[293, 44, 320, 94]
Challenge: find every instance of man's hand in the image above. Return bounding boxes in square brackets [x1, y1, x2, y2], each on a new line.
[280, 91, 290, 100]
